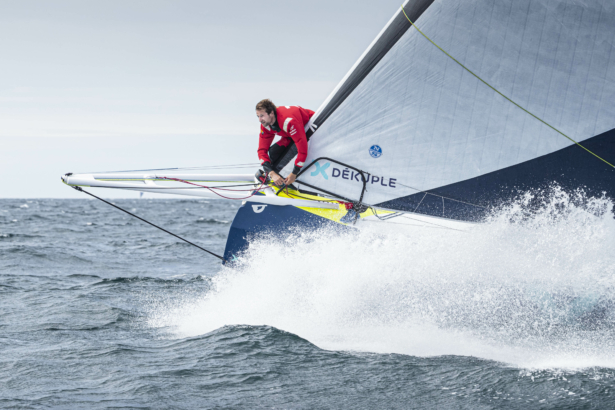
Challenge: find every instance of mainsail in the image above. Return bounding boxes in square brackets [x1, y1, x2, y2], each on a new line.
[293, 0, 615, 220]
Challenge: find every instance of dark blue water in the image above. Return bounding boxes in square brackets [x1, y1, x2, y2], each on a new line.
[2, 198, 614, 409]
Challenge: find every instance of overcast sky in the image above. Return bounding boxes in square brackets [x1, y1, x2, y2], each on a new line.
[1, 0, 405, 198]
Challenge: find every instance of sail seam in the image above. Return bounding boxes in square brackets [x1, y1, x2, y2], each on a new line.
[400, 5, 615, 169]
[413, 193, 427, 212]
[396, 182, 487, 209]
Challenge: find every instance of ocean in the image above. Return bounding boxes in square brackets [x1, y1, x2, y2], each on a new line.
[1, 194, 614, 409]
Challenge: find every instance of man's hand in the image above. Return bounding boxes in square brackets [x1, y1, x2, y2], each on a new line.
[269, 171, 285, 186]
[285, 173, 297, 186]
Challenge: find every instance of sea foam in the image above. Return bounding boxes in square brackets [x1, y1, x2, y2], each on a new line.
[147, 187, 615, 370]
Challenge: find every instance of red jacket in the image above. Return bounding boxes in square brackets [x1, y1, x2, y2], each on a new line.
[258, 105, 315, 173]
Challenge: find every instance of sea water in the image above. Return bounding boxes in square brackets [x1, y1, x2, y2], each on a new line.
[1, 191, 614, 408]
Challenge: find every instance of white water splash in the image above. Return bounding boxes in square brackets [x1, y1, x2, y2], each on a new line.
[147, 188, 615, 370]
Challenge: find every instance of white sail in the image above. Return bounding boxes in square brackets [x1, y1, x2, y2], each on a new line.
[294, 0, 615, 219]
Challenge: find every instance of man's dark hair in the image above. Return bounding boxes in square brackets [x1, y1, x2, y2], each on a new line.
[256, 99, 276, 115]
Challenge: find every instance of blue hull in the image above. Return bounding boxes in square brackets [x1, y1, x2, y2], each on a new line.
[223, 202, 349, 264]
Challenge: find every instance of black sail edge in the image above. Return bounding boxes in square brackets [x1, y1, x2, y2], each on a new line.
[306, 0, 435, 138]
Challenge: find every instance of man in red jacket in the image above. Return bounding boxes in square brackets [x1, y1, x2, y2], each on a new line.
[256, 99, 315, 186]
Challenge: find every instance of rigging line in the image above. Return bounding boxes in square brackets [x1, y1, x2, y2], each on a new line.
[153, 180, 262, 192]
[413, 193, 427, 212]
[95, 183, 259, 189]
[85, 186, 259, 191]
[361, 218, 462, 230]
[370, 205, 466, 232]
[372, 211, 404, 221]
[303, 154, 487, 208]
[284, 188, 363, 209]
[400, 5, 615, 169]
[85, 183, 262, 191]
[278, 182, 368, 210]
[85, 163, 261, 174]
[160, 183, 258, 189]
[160, 177, 266, 200]
[279, 188, 349, 207]
[294, 185, 340, 200]
[396, 182, 488, 209]
[281, 189, 326, 202]
[71, 186, 224, 260]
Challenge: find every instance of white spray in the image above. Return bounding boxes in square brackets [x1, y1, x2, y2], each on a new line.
[147, 187, 615, 369]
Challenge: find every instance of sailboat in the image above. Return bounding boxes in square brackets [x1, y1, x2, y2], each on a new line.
[63, 0, 615, 264]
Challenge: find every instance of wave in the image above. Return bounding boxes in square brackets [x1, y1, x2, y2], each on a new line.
[0, 233, 45, 240]
[1, 246, 53, 258]
[195, 217, 230, 224]
[96, 275, 211, 286]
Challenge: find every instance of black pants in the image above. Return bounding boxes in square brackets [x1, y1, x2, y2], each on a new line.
[269, 142, 298, 173]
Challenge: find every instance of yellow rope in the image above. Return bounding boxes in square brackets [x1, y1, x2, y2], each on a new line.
[400, 5, 615, 169]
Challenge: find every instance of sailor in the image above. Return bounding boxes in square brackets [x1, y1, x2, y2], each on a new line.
[255, 99, 315, 186]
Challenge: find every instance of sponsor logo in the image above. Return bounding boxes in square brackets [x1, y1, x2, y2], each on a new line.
[308, 161, 396, 188]
[283, 117, 292, 132]
[369, 145, 382, 158]
[252, 205, 267, 213]
[310, 161, 330, 180]
[330, 167, 396, 188]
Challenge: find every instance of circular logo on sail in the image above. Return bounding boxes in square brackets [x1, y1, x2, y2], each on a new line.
[369, 145, 382, 158]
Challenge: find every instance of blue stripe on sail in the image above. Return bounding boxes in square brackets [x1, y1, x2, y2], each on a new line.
[377, 128, 615, 221]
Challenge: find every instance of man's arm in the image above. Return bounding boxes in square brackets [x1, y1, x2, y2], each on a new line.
[257, 127, 286, 185]
[258, 127, 276, 175]
[283, 107, 314, 185]
[286, 120, 308, 177]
